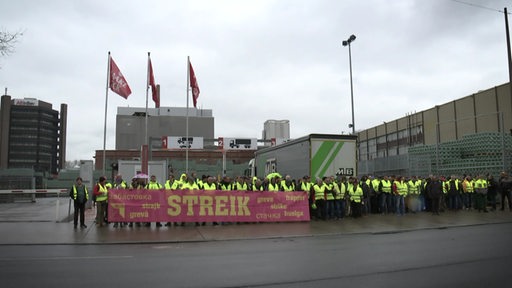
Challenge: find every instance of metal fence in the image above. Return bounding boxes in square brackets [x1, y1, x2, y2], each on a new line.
[359, 132, 512, 177]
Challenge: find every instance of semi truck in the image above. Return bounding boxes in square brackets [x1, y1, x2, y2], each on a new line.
[252, 134, 357, 180]
[229, 139, 252, 149]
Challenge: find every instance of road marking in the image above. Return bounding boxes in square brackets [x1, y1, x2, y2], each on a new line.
[0, 255, 133, 261]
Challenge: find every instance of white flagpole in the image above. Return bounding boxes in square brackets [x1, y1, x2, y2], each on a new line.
[145, 52, 150, 146]
[103, 51, 111, 176]
[186, 56, 190, 174]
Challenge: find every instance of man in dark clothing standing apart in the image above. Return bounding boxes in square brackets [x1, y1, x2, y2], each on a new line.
[499, 172, 512, 211]
[426, 175, 443, 215]
[70, 177, 89, 229]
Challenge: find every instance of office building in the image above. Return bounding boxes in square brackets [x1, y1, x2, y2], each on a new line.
[0, 95, 67, 175]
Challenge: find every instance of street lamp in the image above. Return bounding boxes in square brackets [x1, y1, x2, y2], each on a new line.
[342, 34, 356, 134]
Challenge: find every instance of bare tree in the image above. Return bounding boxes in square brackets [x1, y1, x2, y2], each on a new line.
[0, 28, 23, 57]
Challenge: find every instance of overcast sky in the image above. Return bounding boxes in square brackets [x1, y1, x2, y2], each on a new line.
[1, 0, 510, 162]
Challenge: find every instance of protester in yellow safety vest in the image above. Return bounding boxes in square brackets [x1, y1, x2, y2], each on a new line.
[313, 178, 326, 220]
[70, 177, 88, 229]
[235, 176, 248, 191]
[203, 176, 217, 191]
[462, 176, 474, 210]
[300, 176, 312, 197]
[268, 176, 280, 192]
[164, 174, 181, 227]
[379, 176, 392, 214]
[280, 175, 295, 192]
[145, 175, 163, 227]
[178, 177, 201, 227]
[348, 177, 363, 218]
[219, 176, 232, 191]
[446, 175, 462, 211]
[394, 176, 407, 216]
[146, 175, 163, 189]
[407, 176, 421, 213]
[201, 176, 218, 226]
[114, 174, 127, 189]
[182, 177, 199, 190]
[165, 174, 181, 190]
[178, 173, 188, 188]
[190, 172, 202, 189]
[474, 175, 488, 212]
[112, 174, 128, 228]
[324, 177, 335, 220]
[334, 177, 347, 219]
[93, 176, 108, 227]
[252, 178, 264, 191]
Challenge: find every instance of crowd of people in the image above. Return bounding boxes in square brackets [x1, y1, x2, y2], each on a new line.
[69, 170, 512, 229]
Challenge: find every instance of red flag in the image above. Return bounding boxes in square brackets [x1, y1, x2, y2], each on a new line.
[109, 56, 132, 99]
[148, 58, 159, 108]
[189, 60, 200, 108]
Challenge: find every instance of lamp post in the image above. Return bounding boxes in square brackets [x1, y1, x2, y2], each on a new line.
[342, 34, 356, 134]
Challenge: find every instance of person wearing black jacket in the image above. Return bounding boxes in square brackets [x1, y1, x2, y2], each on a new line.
[487, 175, 498, 211]
[499, 172, 512, 211]
[426, 175, 443, 215]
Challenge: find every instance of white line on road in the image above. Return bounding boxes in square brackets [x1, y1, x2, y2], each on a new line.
[0, 255, 134, 261]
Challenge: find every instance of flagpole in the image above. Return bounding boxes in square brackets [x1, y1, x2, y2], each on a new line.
[186, 56, 190, 174]
[145, 52, 150, 146]
[103, 51, 111, 176]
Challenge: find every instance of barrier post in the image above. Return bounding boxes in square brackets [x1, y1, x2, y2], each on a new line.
[55, 192, 60, 222]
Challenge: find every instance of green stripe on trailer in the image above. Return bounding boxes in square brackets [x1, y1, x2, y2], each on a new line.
[311, 141, 344, 178]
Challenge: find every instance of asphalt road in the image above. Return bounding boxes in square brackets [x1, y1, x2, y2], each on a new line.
[1, 222, 511, 288]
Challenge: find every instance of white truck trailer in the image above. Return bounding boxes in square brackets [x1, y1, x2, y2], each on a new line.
[253, 134, 357, 180]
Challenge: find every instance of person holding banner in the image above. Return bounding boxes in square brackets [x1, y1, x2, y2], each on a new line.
[253, 178, 264, 191]
[165, 174, 180, 190]
[128, 178, 145, 228]
[202, 176, 219, 226]
[181, 176, 200, 226]
[268, 176, 280, 192]
[219, 176, 233, 191]
[203, 176, 217, 190]
[234, 176, 248, 191]
[164, 174, 180, 227]
[146, 175, 163, 227]
[280, 175, 295, 192]
[93, 176, 109, 227]
[112, 174, 127, 228]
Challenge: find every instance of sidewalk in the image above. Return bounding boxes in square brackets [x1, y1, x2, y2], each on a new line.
[1, 198, 511, 245]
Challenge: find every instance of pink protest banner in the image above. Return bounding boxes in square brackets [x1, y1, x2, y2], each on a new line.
[108, 189, 310, 223]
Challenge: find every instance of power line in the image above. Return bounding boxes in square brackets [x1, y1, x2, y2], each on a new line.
[450, 0, 510, 14]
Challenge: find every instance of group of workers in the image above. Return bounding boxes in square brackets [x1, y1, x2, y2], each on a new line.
[69, 170, 512, 229]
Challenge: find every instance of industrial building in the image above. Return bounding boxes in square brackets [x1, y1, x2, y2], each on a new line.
[357, 82, 512, 177]
[95, 106, 254, 179]
[262, 119, 290, 146]
[116, 107, 214, 150]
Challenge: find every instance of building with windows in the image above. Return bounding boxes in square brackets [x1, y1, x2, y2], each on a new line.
[357, 82, 512, 177]
[115, 107, 214, 150]
[0, 95, 67, 175]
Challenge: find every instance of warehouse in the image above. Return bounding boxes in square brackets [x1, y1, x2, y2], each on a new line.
[357, 82, 512, 177]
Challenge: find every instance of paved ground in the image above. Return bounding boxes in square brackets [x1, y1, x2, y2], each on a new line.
[1, 197, 511, 245]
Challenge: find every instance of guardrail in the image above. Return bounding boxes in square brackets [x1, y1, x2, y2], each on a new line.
[0, 189, 69, 203]
[0, 189, 73, 222]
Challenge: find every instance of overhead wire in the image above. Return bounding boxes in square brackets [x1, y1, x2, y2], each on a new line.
[450, 0, 510, 14]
